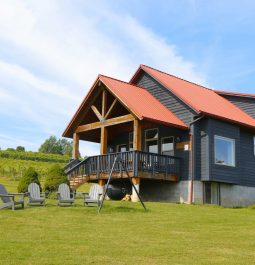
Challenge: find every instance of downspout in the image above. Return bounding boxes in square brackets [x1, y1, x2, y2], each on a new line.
[188, 115, 204, 204]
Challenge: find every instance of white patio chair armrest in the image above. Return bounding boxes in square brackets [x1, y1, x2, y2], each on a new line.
[9, 193, 25, 198]
[82, 192, 89, 199]
[0, 194, 14, 198]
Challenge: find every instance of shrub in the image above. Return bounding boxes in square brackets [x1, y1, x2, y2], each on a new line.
[44, 164, 69, 192]
[16, 146, 25, 152]
[17, 167, 41, 193]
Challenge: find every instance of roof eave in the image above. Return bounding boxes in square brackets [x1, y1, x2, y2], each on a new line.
[143, 117, 189, 130]
[200, 111, 255, 131]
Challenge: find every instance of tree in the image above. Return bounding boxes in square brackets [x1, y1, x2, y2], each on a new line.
[6, 148, 15, 151]
[44, 164, 69, 192]
[39, 136, 73, 156]
[58, 138, 73, 156]
[17, 167, 41, 193]
[16, 146, 25, 152]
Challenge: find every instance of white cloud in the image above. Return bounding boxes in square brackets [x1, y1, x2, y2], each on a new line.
[0, 0, 207, 156]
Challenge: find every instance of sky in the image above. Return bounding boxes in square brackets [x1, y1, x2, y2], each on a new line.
[0, 0, 255, 156]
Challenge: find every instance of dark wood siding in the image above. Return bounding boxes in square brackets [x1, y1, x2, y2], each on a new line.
[209, 119, 240, 184]
[239, 131, 255, 186]
[193, 122, 201, 180]
[200, 119, 210, 181]
[200, 118, 241, 184]
[220, 95, 255, 119]
[136, 72, 197, 125]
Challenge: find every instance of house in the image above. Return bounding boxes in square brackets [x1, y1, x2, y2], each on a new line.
[63, 64, 255, 207]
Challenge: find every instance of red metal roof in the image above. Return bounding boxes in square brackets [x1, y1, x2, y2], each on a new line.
[99, 75, 188, 130]
[132, 64, 255, 129]
[215, 90, 255, 99]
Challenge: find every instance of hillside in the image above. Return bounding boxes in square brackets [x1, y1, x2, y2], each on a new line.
[0, 150, 70, 191]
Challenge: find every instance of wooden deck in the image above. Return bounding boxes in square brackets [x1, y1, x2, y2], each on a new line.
[67, 151, 181, 188]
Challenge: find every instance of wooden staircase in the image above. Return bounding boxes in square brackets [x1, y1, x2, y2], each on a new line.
[69, 175, 89, 190]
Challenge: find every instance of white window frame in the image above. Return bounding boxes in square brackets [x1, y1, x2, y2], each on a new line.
[129, 132, 134, 151]
[161, 136, 174, 155]
[214, 135, 235, 167]
[145, 128, 158, 153]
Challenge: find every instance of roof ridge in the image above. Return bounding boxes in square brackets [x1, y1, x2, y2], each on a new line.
[99, 74, 148, 90]
[140, 64, 214, 92]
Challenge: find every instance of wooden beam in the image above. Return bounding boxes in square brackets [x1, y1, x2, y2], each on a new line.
[105, 98, 117, 119]
[102, 90, 107, 118]
[132, 177, 140, 185]
[98, 179, 106, 186]
[133, 119, 141, 151]
[100, 127, 108, 155]
[75, 114, 135, 133]
[91, 105, 103, 121]
[72, 133, 79, 159]
[70, 84, 103, 133]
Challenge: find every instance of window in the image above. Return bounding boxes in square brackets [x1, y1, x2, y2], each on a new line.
[204, 182, 220, 205]
[214, 135, 235, 167]
[117, 144, 127, 152]
[145, 128, 158, 153]
[129, 132, 133, 151]
[161, 137, 174, 156]
[108, 146, 114, 153]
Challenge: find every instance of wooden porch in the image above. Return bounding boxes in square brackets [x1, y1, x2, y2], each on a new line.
[66, 151, 181, 187]
[63, 75, 188, 191]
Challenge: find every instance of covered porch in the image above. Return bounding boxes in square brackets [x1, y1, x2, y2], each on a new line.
[63, 74, 189, 200]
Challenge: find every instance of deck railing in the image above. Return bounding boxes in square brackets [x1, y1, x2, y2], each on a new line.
[66, 151, 181, 181]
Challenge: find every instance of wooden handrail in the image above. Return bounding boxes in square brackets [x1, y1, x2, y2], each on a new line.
[66, 151, 181, 180]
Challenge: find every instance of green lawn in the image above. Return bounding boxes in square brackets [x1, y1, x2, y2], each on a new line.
[1, 178, 255, 264]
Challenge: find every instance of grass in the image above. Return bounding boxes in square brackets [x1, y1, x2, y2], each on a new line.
[1, 177, 255, 264]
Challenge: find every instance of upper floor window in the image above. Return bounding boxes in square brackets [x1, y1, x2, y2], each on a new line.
[145, 128, 158, 153]
[214, 135, 235, 167]
[161, 136, 174, 156]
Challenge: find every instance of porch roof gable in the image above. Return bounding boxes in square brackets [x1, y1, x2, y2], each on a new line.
[63, 75, 188, 137]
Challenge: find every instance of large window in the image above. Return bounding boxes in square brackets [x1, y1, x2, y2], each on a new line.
[161, 136, 174, 156]
[145, 128, 158, 153]
[214, 135, 235, 167]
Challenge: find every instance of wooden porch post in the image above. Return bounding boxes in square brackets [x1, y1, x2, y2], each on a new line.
[132, 119, 141, 202]
[100, 126, 108, 155]
[99, 126, 107, 192]
[72, 133, 80, 159]
[133, 119, 141, 151]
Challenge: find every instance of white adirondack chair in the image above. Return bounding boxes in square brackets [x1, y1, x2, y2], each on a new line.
[27, 183, 46, 206]
[83, 184, 101, 207]
[0, 184, 24, 210]
[57, 183, 75, 206]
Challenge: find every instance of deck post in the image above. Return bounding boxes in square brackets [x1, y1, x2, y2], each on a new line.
[72, 133, 80, 159]
[100, 126, 108, 155]
[98, 179, 106, 196]
[132, 119, 141, 202]
[133, 119, 141, 151]
[131, 177, 140, 202]
[100, 126, 107, 192]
